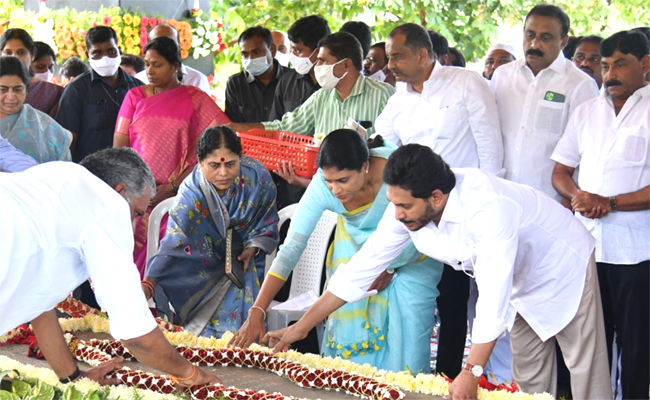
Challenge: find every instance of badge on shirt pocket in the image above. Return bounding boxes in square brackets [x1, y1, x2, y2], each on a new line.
[544, 91, 566, 103]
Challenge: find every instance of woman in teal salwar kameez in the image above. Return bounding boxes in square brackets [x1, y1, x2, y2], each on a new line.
[232, 129, 443, 373]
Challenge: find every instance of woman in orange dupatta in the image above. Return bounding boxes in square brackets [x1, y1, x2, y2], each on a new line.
[114, 37, 230, 276]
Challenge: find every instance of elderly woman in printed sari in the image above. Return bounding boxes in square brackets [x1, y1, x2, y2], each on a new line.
[231, 129, 443, 373]
[0, 56, 72, 163]
[143, 126, 279, 338]
[114, 37, 230, 277]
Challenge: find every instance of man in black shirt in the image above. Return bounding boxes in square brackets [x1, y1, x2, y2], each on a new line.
[225, 27, 285, 123]
[56, 26, 142, 163]
[267, 15, 330, 121]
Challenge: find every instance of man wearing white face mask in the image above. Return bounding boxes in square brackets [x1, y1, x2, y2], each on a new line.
[229, 32, 395, 189]
[266, 15, 330, 121]
[225, 27, 286, 123]
[56, 26, 143, 163]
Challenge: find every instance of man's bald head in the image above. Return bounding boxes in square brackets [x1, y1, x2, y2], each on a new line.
[149, 24, 180, 44]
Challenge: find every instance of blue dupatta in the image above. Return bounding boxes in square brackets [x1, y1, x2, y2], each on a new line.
[147, 156, 279, 336]
[268, 145, 443, 372]
[0, 104, 71, 163]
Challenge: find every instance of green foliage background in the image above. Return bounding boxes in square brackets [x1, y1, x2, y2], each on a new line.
[211, 0, 650, 61]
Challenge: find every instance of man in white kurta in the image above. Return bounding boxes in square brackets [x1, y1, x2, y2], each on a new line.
[551, 30, 650, 399]
[489, 4, 599, 201]
[266, 145, 611, 399]
[0, 149, 220, 387]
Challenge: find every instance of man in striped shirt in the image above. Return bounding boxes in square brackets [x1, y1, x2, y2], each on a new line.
[229, 32, 395, 189]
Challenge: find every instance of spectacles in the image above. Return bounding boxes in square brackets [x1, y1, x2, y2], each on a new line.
[573, 54, 601, 64]
[364, 57, 377, 64]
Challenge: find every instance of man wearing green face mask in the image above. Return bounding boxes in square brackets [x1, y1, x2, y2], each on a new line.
[225, 27, 286, 123]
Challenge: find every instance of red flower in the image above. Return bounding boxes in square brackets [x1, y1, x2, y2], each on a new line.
[149, 18, 157, 28]
[92, 22, 98, 27]
[141, 16, 149, 27]
[103, 16, 111, 25]
[157, 17, 163, 25]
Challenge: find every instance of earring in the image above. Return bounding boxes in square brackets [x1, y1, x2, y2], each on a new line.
[366, 169, 369, 174]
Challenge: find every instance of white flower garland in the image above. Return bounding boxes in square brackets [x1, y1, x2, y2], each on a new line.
[0, 355, 180, 400]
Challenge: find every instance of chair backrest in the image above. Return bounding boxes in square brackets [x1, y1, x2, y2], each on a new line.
[146, 197, 176, 266]
[286, 208, 337, 299]
[265, 203, 298, 275]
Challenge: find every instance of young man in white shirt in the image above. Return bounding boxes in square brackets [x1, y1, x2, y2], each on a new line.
[374, 22, 505, 380]
[134, 24, 210, 92]
[375, 23, 504, 175]
[490, 4, 599, 201]
[551, 30, 650, 400]
[264, 144, 612, 400]
[0, 148, 221, 387]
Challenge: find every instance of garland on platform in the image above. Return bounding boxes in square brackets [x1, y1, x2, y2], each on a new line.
[1, 298, 555, 400]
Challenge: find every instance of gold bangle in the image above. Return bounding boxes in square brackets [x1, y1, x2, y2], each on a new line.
[249, 305, 266, 320]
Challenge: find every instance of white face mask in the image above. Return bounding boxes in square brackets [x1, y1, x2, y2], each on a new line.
[314, 58, 348, 89]
[366, 69, 386, 82]
[89, 55, 121, 77]
[242, 56, 271, 76]
[34, 70, 53, 82]
[290, 50, 316, 75]
[275, 51, 290, 67]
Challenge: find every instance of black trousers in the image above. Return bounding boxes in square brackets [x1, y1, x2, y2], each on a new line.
[435, 264, 470, 377]
[597, 260, 649, 399]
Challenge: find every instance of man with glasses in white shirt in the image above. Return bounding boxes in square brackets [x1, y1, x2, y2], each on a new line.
[490, 4, 599, 202]
[551, 30, 650, 400]
[264, 145, 611, 400]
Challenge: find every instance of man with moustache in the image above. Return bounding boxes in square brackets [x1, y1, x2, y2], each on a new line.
[362, 42, 396, 86]
[552, 30, 650, 400]
[490, 4, 599, 202]
[265, 145, 612, 400]
[572, 35, 603, 88]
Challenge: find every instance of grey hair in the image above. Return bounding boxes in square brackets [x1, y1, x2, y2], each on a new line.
[80, 148, 156, 200]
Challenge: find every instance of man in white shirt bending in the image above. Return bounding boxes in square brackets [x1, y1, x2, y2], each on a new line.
[0, 148, 220, 387]
[375, 23, 503, 175]
[551, 30, 650, 400]
[490, 4, 599, 202]
[264, 145, 612, 400]
[135, 24, 210, 92]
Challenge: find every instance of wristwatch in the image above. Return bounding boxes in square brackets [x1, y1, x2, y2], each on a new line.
[462, 363, 484, 378]
[609, 196, 618, 212]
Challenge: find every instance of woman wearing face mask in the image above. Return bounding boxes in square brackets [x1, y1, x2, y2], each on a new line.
[231, 129, 443, 373]
[0, 29, 64, 118]
[143, 126, 279, 338]
[114, 36, 230, 278]
[0, 56, 72, 163]
[32, 42, 56, 83]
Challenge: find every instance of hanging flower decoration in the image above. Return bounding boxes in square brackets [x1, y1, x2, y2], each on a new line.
[164, 18, 193, 59]
[99, 7, 153, 56]
[190, 17, 225, 60]
[53, 17, 86, 60]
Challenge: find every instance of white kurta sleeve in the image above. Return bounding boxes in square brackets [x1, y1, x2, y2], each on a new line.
[372, 98, 402, 147]
[464, 73, 504, 175]
[551, 105, 584, 168]
[467, 195, 520, 343]
[328, 204, 412, 302]
[80, 205, 157, 340]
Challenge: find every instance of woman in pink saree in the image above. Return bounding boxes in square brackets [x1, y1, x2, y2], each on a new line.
[114, 37, 230, 276]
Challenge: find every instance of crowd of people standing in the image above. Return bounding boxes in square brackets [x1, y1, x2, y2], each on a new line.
[1, 3, 649, 400]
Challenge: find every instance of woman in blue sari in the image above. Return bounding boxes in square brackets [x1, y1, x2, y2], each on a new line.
[231, 129, 443, 373]
[143, 126, 279, 338]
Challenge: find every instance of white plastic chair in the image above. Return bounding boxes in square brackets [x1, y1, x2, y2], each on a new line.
[145, 197, 176, 308]
[266, 204, 338, 349]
